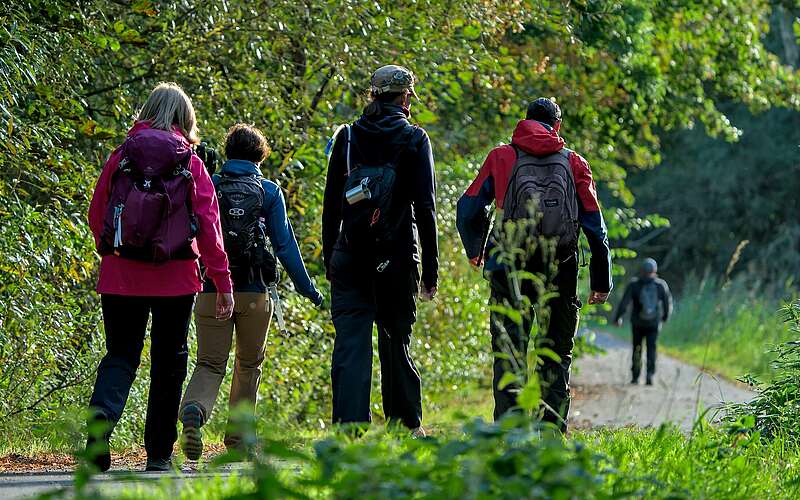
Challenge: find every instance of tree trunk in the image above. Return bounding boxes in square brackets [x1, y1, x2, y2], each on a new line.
[778, 5, 799, 68]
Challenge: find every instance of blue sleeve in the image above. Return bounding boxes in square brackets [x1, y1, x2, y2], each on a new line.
[456, 176, 495, 261]
[578, 207, 613, 293]
[264, 183, 323, 306]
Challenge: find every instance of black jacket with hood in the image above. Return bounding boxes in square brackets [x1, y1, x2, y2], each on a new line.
[613, 276, 673, 328]
[322, 103, 439, 289]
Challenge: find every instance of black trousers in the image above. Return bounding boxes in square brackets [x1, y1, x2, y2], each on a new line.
[88, 294, 195, 459]
[631, 324, 659, 381]
[489, 258, 580, 432]
[329, 249, 422, 429]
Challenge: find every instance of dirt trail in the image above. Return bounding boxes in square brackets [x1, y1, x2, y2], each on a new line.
[570, 330, 755, 431]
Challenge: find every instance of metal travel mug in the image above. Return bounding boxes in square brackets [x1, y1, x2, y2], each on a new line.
[345, 177, 372, 205]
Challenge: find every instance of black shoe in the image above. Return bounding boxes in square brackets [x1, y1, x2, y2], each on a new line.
[85, 435, 111, 472]
[85, 411, 112, 472]
[145, 456, 172, 472]
[646, 377, 653, 386]
[630, 378, 638, 385]
[180, 403, 205, 461]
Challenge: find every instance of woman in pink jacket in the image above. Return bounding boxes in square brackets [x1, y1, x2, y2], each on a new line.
[86, 82, 233, 472]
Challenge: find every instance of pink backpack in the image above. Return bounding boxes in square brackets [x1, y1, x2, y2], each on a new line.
[100, 128, 198, 262]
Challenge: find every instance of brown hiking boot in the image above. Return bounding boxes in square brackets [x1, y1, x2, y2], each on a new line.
[180, 403, 205, 461]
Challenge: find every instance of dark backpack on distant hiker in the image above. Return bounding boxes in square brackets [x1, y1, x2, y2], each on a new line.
[339, 125, 414, 269]
[100, 129, 197, 262]
[503, 147, 579, 258]
[637, 281, 661, 324]
[215, 174, 278, 284]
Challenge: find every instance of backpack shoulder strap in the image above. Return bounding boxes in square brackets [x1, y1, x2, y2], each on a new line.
[558, 147, 575, 184]
[346, 125, 352, 176]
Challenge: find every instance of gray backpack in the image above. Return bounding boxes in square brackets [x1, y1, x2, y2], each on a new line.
[638, 281, 661, 323]
[503, 147, 579, 258]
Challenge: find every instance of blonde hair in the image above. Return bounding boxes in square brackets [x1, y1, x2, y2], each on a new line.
[136, 82, 200, 144]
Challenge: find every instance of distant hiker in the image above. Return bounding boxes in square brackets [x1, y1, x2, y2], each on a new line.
[456, 98, 613, 432]
[613, 258, 672, 386]
[322, 65, 438, 436]
[86, 82, 234, 472]
[179, 124, 323, 459]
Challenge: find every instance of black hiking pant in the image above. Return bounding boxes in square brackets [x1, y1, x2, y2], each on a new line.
[88, 294, 195, 460]
[329, 249, 422, 430]
[631, 324, 660, 382]
[489, 258, 580, 432]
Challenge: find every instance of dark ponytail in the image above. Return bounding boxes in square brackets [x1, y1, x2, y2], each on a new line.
[363, 91, 404, 117]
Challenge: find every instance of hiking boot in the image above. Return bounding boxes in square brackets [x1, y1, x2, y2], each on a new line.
[180, 403, 205, 461]
[145, 456, 172, 472]
[411, 427, 427, 439]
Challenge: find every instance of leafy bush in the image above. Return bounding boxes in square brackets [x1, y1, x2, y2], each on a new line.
[723, 301, 800, 443]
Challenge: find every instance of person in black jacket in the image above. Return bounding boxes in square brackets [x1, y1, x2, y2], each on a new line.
[322, 65, 438, 436]
[613, 258, 673, 385]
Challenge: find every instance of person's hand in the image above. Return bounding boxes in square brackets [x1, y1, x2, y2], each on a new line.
[615, 318, 623, 327]
[587, 291, 609, 305]
[420, 285, 438, 302]
[312, 291, 326, 309]
[216, 292, 234, 320]
[469, 257, 482, 268]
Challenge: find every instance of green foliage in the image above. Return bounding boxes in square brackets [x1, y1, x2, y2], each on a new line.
[628, 104, 800, 288]
[309, 418, 623, 499]
[723, 301, 800, 444]
[579, 424, 800, 498]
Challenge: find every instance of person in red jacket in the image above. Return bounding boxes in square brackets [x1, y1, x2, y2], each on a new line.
[456, 98, 612, 432]
[85, 82, 234, 472]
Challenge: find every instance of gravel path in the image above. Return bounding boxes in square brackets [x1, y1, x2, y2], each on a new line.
[570, 330, 755, 431]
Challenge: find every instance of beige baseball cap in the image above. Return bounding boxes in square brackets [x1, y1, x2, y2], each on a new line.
[370, 65, 419, 99]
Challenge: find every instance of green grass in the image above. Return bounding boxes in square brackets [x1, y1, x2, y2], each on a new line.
[575, 424, 800, 498]
[605, 279, 794, 382]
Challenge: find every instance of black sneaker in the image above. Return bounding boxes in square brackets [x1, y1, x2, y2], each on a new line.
[180, 403, 205, 461]
[630, 378, 638, 385]
[145, 456, 172, 472]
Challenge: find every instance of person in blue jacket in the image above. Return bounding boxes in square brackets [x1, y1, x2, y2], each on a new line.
[180, 124, 322, 460]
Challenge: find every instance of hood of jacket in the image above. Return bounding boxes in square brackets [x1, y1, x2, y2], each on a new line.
[124, 121, 192, 175]
[220, 159, 261, 176]
[511, 119, 565, 156]
[353, 103, 415, 145]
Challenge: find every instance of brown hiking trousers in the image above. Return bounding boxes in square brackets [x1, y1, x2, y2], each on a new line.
[181, 292, 273, 448]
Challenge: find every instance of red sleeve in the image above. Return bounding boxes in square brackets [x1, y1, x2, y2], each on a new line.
[465, 150, 495, 196]
[190, 155, 233, 293]
[87, 147, 123, 250]
[569, 152, 600, 212]
[465, 145, 516, 209]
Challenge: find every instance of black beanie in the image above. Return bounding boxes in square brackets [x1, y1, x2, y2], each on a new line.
[526, 98, 562, 126]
